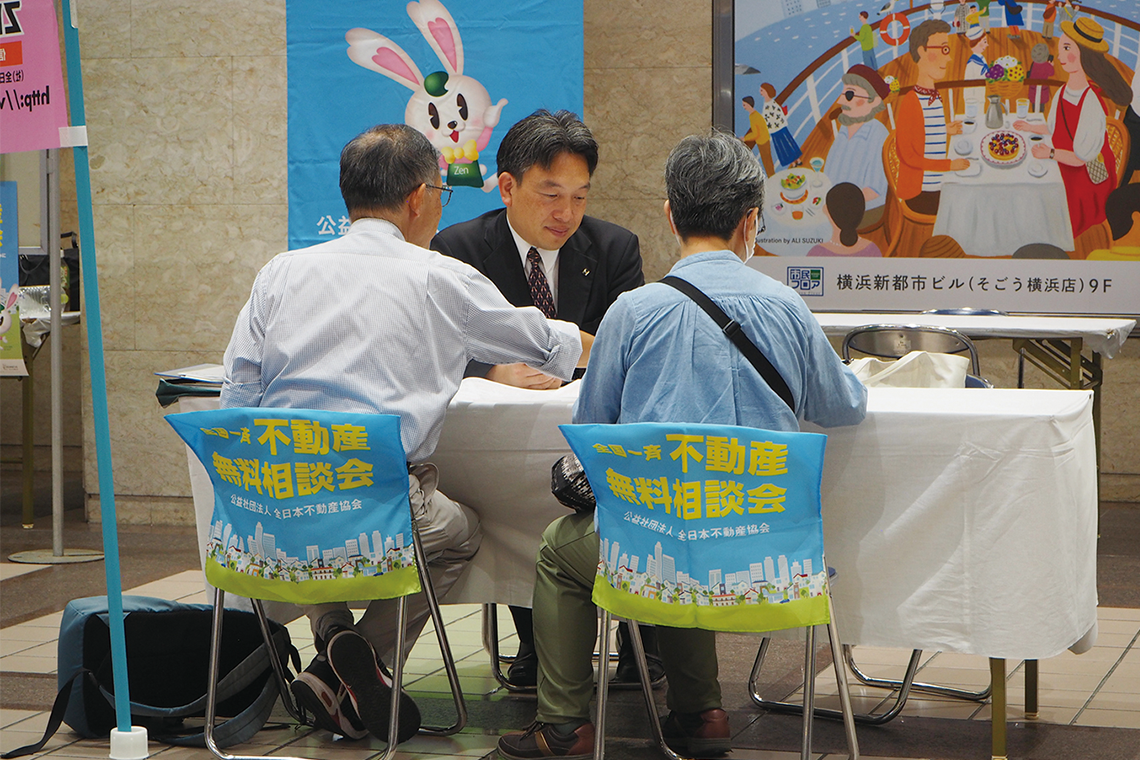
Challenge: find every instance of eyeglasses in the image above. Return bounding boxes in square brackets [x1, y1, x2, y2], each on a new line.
[841, 90, 873, 101]
[426, 183, 453, 207]
[927, 43, 952, 55]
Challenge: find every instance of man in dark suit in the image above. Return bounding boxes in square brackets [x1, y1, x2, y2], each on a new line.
[432, 110, 657, 689]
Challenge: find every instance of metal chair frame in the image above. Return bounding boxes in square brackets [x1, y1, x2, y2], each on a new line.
[204, 516, 468, 760]
[596, 595, 859, 760]
[748, 641, 991, 726]
[481, 603, 621, 694]
[841, 323, 982, 376]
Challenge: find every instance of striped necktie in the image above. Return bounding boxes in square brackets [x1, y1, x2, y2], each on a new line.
[526, 247, 557, 318]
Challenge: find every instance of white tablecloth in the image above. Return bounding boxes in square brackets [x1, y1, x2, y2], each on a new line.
[178, 380, 1099, 659]
[811, 312, 1136, 358]
[933, 115, 1074, 257]
[432, 380, 1098, 660]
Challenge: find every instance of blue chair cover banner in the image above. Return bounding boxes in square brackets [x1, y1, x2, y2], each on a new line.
[561, 423, 830, 633]
[167, 408, 420, 604]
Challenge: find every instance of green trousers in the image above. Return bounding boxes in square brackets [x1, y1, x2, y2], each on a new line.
[533, 512, 722, 723]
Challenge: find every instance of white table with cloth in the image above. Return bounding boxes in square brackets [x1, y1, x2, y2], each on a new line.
[177, 378, 1097, 755]
[811, 312, 1135, 463]
[429, 379, 1098, 659]
[932, 115, 1073, 257]
[178, 378, 1098, 653]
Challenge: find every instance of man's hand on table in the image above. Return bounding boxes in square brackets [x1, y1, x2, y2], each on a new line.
[486, 363, 563, 390]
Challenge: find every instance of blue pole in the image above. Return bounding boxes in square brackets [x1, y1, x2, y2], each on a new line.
[59, 0, 132, 732]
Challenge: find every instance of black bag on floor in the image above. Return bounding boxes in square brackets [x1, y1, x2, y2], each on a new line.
[2, 596, 298, 758]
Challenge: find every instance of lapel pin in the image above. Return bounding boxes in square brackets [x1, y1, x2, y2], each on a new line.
[582, 268, 591, 277]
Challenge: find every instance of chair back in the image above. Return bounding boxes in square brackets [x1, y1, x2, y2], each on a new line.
[560, 422, 830, 634]
[842, 324, 981, 375]
[167, 408, 421, 605]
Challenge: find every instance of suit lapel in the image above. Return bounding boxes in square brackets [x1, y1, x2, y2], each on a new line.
[556, 229, 597, 328]
[481, 211, 533, 308]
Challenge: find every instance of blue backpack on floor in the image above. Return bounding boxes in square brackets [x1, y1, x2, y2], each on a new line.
[2, 596, 298, 757]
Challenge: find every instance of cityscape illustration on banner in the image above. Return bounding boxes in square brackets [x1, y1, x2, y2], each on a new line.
[286, 0, 584, 250]
[732, 0, 1140, 314]
[167, 408, 420, 603]
[561, 423, 831, 632]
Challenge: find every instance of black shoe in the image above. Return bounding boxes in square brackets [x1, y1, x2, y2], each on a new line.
[290, 653, 368, 739]
[661, 708, 732, 756]
[325, 629, 421, 743]
[506, 651, 538, 688]
[497, 721, 595, 760]
[610, 651, 666, 690]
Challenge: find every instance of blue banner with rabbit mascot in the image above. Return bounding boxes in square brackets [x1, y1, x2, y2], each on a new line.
[287, 0, 584, 249]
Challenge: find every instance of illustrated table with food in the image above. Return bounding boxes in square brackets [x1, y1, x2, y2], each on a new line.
[932, 112, 1074, 258]
[756, 166, 833, 257]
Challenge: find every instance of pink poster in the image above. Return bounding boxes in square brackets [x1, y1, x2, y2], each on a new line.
[0, 0, 69, 154]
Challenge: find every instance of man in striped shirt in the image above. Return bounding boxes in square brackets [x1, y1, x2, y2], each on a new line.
[895, 20, 971, 216]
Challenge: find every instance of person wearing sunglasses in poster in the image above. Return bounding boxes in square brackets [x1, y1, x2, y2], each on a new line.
[824, 64, 891, 230]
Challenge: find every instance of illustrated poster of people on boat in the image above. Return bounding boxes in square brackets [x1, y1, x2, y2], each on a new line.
[733, 0, 1140, 314]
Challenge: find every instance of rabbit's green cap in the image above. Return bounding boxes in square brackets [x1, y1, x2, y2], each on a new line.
[425, 71, 449, 97]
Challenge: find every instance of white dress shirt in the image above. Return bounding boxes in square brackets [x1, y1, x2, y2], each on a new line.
[221, 218, 581, 461]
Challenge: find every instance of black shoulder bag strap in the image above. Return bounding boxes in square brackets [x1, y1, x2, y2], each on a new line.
[660, 276, 796, 414]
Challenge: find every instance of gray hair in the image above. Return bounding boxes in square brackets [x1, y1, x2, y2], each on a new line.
[339, 124, 441, 214]
[838, 73, 888, 122]
[665, 129, 765, 240]
[496, 109, 599, 180]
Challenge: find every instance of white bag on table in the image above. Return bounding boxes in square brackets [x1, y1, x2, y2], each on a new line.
[848, 350, 969, 388]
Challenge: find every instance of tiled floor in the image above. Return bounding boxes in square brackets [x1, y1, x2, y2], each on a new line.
[2, 567, 1140, 759]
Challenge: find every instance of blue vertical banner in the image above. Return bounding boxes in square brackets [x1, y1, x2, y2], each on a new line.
[562, 422, 830, 632]
[287, 0, 584, 250]
[167, 408, 420, 604]
[0, 181, 26, 376]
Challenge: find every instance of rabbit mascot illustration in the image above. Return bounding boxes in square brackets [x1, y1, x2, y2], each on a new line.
[0, 283, 18, 346]
[346, 0, 508, 191]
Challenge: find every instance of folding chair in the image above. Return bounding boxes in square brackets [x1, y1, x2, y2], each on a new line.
[562, 422, 859, 760]
[168, 408, 466, 760]
[841, 324, 981, 376]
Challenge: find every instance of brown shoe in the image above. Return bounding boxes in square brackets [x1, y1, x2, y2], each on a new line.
[497, 722, 594, 760]
[662, 708, 731, 756]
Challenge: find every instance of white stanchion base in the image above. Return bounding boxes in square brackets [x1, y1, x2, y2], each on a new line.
[109, 727, 148, 760]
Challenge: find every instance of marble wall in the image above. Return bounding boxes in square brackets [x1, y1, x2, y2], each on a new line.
[5, 0, 1132, 521]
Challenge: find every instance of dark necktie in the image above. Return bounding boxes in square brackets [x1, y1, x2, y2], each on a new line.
[526, 247, 557, 318]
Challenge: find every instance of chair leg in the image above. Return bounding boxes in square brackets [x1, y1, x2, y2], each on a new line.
[826, 597, 860, 760]
[411, 524, 468, 734]
[376, 597, 409, 760]
[594, 612, 613, 760]
[204, 588, 307, 760]
[483, 603, 536, 693]
[249, 600, 303, 724]
[845, 646, 992, 702]
[624, 621, 685, 760]
[750, 638, 922, 725]
[801, 626, 816, 760]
